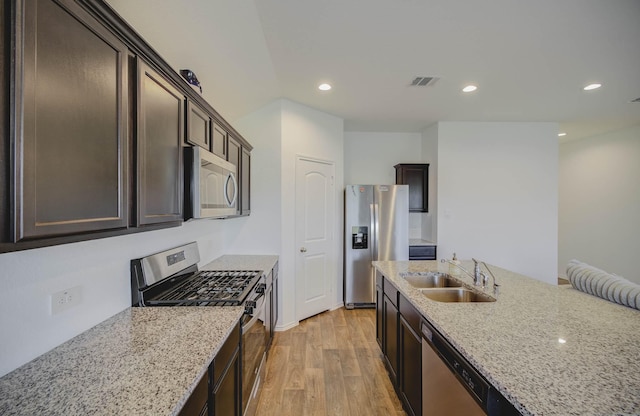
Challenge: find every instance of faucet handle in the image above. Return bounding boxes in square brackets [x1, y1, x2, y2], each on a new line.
[481, 272, 489, 288]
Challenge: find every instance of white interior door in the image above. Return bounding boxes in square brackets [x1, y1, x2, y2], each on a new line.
[295, 156, 335, 321]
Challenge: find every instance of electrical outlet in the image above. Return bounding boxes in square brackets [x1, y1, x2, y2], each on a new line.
[51, 286, 82, 315]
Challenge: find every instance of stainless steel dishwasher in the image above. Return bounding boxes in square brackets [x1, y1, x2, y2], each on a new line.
[421, 320, 488, 415]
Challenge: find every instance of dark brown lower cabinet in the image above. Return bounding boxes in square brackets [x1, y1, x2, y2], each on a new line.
[377, 278, 423, 416]
[211, 321, 241, 416]
[383, 291, 399, 385]
[177, 321, 240, 416]
[177, 371, 208, 416]
[375, 272, 383, 348]
[399, 294, 422, 416]
[212, 351, 239, 416]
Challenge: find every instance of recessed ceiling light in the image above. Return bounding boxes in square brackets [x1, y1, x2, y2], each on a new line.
[462, 85, 477, 93]
[583, 83, 602, 91]
[318, 83, 332, 91]
[558, 338, 567, 344]
[558, 132, 567, 137]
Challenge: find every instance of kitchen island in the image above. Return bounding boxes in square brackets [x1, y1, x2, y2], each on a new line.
[374, 260, 640, 416]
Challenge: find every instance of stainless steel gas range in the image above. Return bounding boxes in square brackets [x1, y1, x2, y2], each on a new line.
[130, 242, 267, 416]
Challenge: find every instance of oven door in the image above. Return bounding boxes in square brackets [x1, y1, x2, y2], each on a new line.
[241, 290, 267, 416]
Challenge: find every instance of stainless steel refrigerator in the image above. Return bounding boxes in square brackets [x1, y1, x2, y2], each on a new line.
[344, 184, 409, 308]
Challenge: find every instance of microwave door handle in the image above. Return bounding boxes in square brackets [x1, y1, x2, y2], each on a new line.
[224, 172, 238, 207]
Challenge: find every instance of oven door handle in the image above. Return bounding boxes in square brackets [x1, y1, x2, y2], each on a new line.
[242, 294, 266, 333]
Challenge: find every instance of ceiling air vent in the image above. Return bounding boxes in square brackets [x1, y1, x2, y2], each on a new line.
[410, 76, 439, 87]
[631, 97, 640, 103]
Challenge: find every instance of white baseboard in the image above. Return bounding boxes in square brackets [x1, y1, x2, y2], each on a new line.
[275, 320, 298, 332]
[330, 302, 344, 311]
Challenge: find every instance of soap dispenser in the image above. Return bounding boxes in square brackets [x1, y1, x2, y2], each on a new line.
[449, 252, 461, 276]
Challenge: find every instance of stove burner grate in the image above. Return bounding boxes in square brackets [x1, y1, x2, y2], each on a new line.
[152, 270, 262, 305]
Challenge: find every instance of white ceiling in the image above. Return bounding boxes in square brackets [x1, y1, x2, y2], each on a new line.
[107, 0, 640, 141]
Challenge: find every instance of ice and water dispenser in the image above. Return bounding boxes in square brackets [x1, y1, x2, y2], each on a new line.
[351, 226, 368, 249]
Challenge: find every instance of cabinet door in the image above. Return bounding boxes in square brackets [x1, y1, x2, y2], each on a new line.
[395, 164, 429, 212]
[375, 272, 383, 348]
[226, 136, 241, 216]
[376, 284, 383, 348]
[212, 349, 240, 416]
[15, 0, 128, 240]
[186, 100, 211, 150]
[383, 294, 399, 385]
[400, 315, 422, 416]
[241, 147, 251, 215]
[212, 123, 227, 159]
[177, 370, 208, 416]
[136, 60, 184, 225]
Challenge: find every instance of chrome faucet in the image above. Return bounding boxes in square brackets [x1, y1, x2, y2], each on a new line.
[472, 258, 482, 286]
[480, 261, 500, 294]
[442, 257, 500, 294]
[441, 259, 476, 282]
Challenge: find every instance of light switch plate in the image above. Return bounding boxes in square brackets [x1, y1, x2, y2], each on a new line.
[51, 286, 82, 315]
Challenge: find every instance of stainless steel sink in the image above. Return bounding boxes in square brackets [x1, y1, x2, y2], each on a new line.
[402, 272, 463, 289]
[418, 288, 496, 303]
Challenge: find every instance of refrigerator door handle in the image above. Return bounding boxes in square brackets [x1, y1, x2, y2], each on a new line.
[371, 203, 379, 260]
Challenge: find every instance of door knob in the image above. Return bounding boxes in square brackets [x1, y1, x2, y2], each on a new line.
[300, 247, 307, 252]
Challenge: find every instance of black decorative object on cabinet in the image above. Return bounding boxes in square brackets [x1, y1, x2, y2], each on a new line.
[394, 164, 429, 212]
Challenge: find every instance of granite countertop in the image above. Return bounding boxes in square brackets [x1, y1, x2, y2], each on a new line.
[0, 306, 243, 416]
[409, 239, 436, 246]
[201, 254, 278, 273]
[0, 254, 279, 416]
[373, 260, 640, 416]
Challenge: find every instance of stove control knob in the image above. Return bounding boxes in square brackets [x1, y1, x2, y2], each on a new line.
[255, 283, 266, 294]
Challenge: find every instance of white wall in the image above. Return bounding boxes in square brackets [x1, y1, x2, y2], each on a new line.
[436, 122, 559, 284]
[559, 125, 640, 283]
[421, 124, 439, 242]
[233, 99, 344, 330]
[226, 100, 283, 255]
[343, 132, 422, 184]
[281, 100, 344, 325]
[344, 132, 424, 238]
[0, 220, 239, 377]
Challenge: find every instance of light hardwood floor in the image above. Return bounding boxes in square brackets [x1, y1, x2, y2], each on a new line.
[256, 307, 406, 416]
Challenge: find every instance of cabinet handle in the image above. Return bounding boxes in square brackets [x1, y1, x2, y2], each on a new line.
[300, 247, 307, 253]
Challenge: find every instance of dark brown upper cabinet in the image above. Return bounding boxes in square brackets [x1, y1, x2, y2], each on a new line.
[135, 60, 184, 226]
[212, 122, 228, 160]
[11, 0, 129, 241]
[226, 136, 241, 216]
[241, 147, 251, 216]
[1, 0, 253, 252]
[395, 164, 429, 213]
[186, 100, 211, 150]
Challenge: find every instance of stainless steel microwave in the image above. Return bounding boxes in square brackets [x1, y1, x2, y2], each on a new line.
[184, 146, 238, 219]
